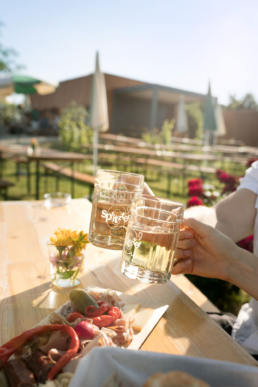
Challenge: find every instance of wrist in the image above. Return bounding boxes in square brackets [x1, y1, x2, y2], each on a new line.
[227, 245, 258, 292]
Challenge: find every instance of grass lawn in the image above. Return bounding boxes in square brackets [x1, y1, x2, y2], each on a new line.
[0, 139, 250, 314]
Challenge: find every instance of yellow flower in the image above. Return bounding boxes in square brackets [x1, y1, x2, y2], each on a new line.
[50, 228, 89, 256]
[70, 231, 89, 256]
[50, 228, 76, 247]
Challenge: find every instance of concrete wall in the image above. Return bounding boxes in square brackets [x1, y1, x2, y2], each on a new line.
[223, 109, 258, 146]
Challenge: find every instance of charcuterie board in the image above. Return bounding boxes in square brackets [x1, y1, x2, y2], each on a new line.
[35, 286, 169, 350]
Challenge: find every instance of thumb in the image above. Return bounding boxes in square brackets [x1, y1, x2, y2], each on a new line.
[183, 217, 214, 237]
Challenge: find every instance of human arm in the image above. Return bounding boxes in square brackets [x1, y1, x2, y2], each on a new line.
[172, 218, 258, 300]
[176, 188, 257, 260]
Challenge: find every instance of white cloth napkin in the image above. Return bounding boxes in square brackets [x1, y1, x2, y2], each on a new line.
[70, 347, 258, 387]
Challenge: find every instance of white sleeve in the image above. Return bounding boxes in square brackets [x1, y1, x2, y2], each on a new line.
[237, 161, 258, 194]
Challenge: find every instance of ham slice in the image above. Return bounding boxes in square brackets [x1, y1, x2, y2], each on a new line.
[50, 312, 93, 328]
[39, 331, 68, 354]
[87, 288, 124, 309]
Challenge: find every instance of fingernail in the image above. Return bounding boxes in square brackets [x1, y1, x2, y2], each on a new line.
[192, 240, 197, 247]
[186, 232, 193, 238]
[183, 259, 191, 267]
[184, 250, 191, 257]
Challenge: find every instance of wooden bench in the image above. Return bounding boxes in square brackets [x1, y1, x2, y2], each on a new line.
[42, 162, 95, 198]
[0, 179, 14, 200]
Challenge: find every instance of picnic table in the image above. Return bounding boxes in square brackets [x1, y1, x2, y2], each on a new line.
[83, 143, 228, 163]
[0, 144, 89, 199]
[0, 198, 257, 366]
[99, 133, 257, 158]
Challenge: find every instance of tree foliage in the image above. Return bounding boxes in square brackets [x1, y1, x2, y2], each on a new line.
[0, 22, 24, 74]
[185, 103, 203, 140]
[142, 119, 174, 145]
[58, 102, 93, 151]
[227, 93, 258, 111]
[0, 100, 22, 126]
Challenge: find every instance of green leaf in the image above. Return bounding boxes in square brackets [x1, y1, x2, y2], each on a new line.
[60, 270, 76, 279]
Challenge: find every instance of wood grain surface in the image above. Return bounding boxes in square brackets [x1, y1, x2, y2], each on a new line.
[0, 199, 257, 367]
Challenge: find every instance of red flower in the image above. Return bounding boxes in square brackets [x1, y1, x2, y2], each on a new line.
[219, 172, 229, 183]
[188, 184, 204, 197]
[188, 178, 203, 187]
[186, 196, 204, 208]
[237, 235, 254, 253]
[215, 169, 225, 180]
[247, 158, 258, 168]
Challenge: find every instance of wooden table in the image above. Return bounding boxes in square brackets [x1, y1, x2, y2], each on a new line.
[0, 145, 89, 199]
[0, 198, 257, 366]
[83, 143, 231, 164]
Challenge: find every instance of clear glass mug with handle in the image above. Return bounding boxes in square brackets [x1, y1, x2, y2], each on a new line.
[120, 195, 185, 284]
[88, 170, 144, 250]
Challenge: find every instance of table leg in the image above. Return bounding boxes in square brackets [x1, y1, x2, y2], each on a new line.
[36, 161, 40, 200]
[27, 162, 31, 194]
[71, 162, 75, 198]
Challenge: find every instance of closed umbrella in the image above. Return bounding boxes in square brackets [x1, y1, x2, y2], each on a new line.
[176, 94, 189, 133]
[89, 52, 109, 176]
[214, 103, 226, 137]
[203, 83, 217, 146]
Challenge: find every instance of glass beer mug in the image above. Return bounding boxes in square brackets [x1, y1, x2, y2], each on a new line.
[120, 195, 185, 284]
[89, 170, 144, 250]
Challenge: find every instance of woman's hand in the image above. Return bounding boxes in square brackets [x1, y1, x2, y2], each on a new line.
[172, 218, 238, 282]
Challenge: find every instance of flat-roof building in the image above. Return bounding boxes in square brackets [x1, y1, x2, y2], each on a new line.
[31, 73, 205, 138]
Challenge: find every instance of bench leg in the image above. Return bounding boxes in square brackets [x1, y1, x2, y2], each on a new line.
[0, 157, 4, 179]
[71, 162, 75, 198]
[167, 174, 171, 198]
[16, 162, 20, 182]
[45, 169, 49, 193]
[27, 162, 31, 194]
[56, 175, 60, 191]
[181, 171, 186, 195]
[36, 161, 40, 200]
[88, 185, 94, 202]
[4, 188, 7, 201]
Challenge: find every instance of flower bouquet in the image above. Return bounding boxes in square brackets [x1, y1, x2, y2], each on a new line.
[48, 228, 89, 288]
[27, 138, 39, 156]
[31, 138, 38, 151]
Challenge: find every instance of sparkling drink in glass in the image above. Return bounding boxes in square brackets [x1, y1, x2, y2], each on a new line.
[120, 195, 184, 284]
[89, 170, 144, 250]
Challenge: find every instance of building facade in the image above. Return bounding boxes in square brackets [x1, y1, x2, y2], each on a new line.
[31, 73, 205, 138]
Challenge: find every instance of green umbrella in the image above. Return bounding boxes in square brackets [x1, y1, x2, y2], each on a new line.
[203, 83, 217, 132]
[0, 74, 58, 98]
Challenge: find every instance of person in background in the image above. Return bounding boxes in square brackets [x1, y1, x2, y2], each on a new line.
[172, 160, 258, 359]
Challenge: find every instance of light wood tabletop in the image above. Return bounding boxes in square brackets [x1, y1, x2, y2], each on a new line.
[0, 199, 257, 366]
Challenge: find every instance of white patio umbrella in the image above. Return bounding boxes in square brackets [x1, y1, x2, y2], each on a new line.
[176, 94, 189, 133]
[214, 103, 226, 137]
[89, 52, 109, 176]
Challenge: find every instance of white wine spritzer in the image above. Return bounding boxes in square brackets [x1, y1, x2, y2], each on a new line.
[120, 196, 184, 284]
[88, 170, 144, 250]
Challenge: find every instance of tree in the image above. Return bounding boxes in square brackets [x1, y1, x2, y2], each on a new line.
[0, 21, 24, 74]
[185, 103, 203, 140]
[227, 93, 258, 110]
[141, 119, 174, 145]
[58, 102, 93, 151]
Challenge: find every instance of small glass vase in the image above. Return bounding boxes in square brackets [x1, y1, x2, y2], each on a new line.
[48, 244, 84, 288]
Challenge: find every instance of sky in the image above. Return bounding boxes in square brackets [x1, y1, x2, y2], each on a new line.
[1, 0, 258, 105]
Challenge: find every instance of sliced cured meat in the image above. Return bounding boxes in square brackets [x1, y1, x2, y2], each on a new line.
[4, 359, 36, 387]
[39, 331, 68, 354]
[25, 349, 54, 383]
[113, 327, 134, 345]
